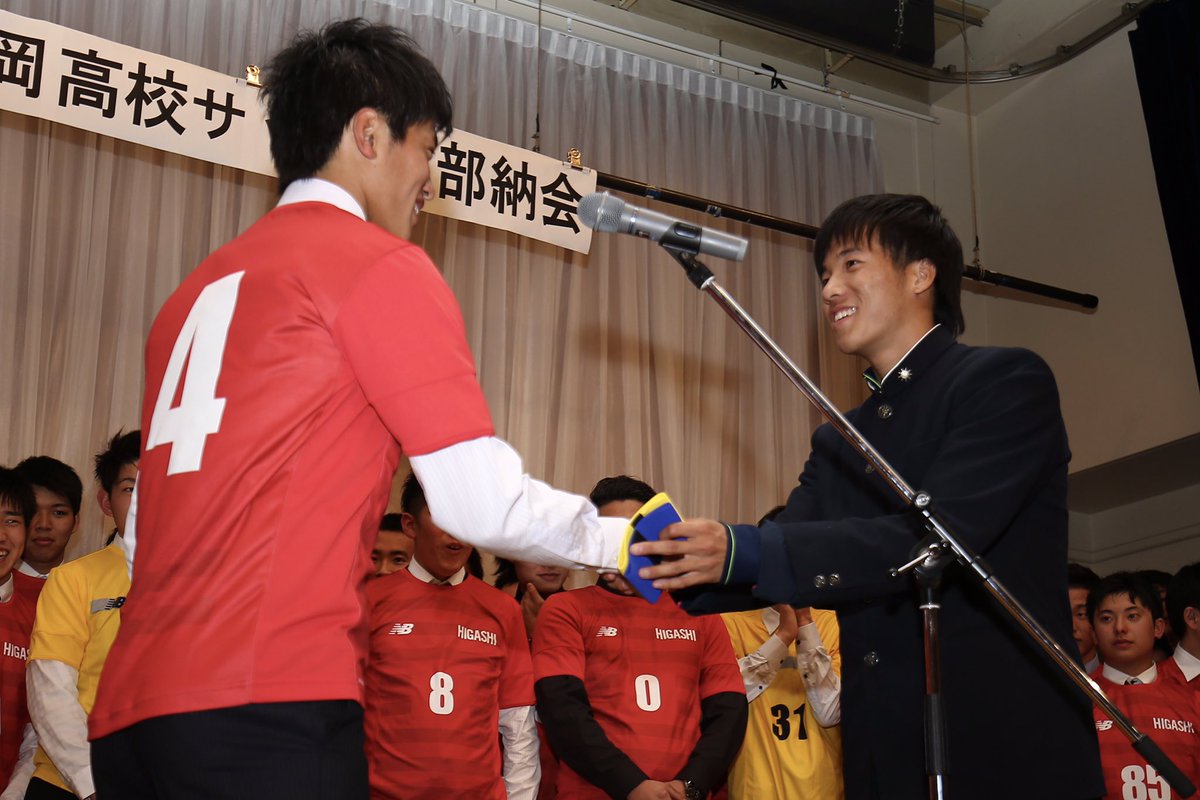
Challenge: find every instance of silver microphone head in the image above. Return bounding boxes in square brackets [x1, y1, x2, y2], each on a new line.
[578, 192, 626, 233]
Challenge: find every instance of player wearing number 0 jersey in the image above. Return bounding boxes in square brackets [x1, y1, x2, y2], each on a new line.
[535, 475, 745, 800]
[534, 584, 746, 799]
[364, 567, 535, 798]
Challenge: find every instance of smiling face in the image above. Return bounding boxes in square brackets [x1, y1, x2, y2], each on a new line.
[0, 496, 27, 584]
[1092, 592, 1164, 676]
[404, 506, 472, 582]
[25, 485, 78, 573]
[820, 238, 936, 377]
[361, 118, 437, 241]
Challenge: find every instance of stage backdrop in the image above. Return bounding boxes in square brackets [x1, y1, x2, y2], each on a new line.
[0, 0, 882, 559]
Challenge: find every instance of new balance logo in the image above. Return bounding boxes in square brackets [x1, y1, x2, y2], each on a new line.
[389, 623, 414, 635]
[596, 626, 619, 637]
[1096, 720, 1113, 732]
[90, 597, 126, 614]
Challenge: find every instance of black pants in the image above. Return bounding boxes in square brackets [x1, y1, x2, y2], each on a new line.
[24, 778, 76, 800]
[91, 700, 367, 799]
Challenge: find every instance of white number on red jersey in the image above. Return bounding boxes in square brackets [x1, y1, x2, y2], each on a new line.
[1121, 764, 1170, 800]
[429, 671, 455, 715]
[634, 674, 661, 712]
[146, 272, 244, 475]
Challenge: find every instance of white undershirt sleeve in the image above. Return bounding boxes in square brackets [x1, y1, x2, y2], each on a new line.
[27, 660, 94, 797]
[0, 722, 38, 799]
[795, 622, 841, 726]
[411, 436, 627, 571]
[738, 634, 790, 704]
[497, 705, 540, 800]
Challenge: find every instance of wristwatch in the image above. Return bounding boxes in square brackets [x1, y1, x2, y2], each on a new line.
[682, 780, 702, 800]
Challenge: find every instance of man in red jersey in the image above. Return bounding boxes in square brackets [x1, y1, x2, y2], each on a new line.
[1089, 572, 1200, 799]
[364, 474, 538, 799]
[89, 19, 627, 798]
[371, 512, 415, 579]
[534, 477, 747, 800]
[0, 468, 45, 796]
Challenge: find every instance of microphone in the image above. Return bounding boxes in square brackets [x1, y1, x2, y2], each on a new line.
[578, 192, 749, 262]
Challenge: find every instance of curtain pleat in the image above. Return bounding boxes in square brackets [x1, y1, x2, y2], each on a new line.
[1, 0, 881, 559]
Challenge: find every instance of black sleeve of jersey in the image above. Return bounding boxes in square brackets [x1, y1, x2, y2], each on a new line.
[675, 691, 749, 795]
[535, 675, 647, 799]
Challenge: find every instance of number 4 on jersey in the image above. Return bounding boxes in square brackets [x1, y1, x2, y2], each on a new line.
[147, 272, 244, 475]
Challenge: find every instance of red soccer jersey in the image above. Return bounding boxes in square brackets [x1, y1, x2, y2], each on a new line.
[1093, 670, 1200, 800]
[0, 573, 43, 784]
[364, 569, 533, 799]
[90, 200, 494, 738]
[533, 586, 745, 799]
[1162, 654, 1200, 694]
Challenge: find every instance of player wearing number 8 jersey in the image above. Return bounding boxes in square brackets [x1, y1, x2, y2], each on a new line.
[533, 477, 747, 800]
[364, 475, 538, 799]
[89, 19, 627, 798]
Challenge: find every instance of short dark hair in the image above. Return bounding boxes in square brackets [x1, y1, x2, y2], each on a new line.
[0, 467, 36, 526]
[380, 512, 406, 532]
[813, 194, 965, 336]
[588, 475, 656, 508]
[262, 18, 454, 192]
[1167, 562, 1200, 638]
[400, 472, 427, 517]
[493, 557, 517, 589]
[1087, 571, 1163, 624]
[14, 456, 82, 514]
[94, 430, 141, 495]
[1068, 562, 1100, 591]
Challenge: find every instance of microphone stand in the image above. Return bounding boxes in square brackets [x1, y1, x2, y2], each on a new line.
[658, 241, 1196, 800]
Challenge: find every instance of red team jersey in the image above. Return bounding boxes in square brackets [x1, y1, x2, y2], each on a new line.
[1092, 668, 1200, 800]
[89, 200, 494, 738]
[364, 569, 534, 799]
[0, 572, 43, 784]
[533, 586, 745, 799]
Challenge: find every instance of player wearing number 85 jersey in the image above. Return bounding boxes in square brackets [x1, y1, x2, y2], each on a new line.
[534, 477, 747, 800]
[89, 19, 628, 799]
[1088, 572, 1200, 800]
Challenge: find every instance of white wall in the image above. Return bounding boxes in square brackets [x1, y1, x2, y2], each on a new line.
[913, 25, 1200, 571]
[1070, 484, 1200, 573]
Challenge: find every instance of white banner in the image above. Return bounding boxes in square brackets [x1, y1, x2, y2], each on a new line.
[427, 129, 596, 253]
[0, 9, 595, 253]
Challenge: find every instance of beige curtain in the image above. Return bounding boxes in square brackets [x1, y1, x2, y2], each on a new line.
[1, 0, 880, 560]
